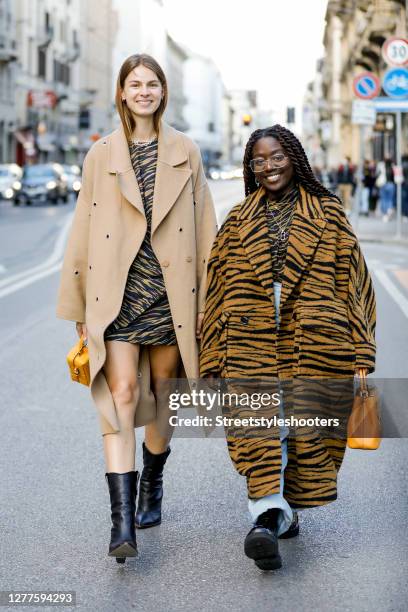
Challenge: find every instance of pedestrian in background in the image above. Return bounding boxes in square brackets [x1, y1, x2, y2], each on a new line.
[57, 53, 217, 563]
[360, 159, 375, 216]
[368, 161, 379, 213]
[377, 157, 396, 222]
[401, 155, 408, 222]
[336, 156, 356, 213]
[200, 125, 376, 571]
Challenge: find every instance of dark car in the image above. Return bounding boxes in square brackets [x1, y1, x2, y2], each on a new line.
[15, 164, 68, 206]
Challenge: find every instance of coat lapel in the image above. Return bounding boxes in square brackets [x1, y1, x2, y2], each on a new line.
[279, 186, 327, 308]
[237, 188, 275, 304]
[151, 122, 192, 235]
[237, 185, 327, 308]
[107, 125, 145, 217]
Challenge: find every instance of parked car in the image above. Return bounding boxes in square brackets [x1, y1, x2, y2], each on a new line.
[15, 164, 68, 206]
[0, 164, 22, 203]
[60, 164, 82, 193]
[209, 165, 243, 180]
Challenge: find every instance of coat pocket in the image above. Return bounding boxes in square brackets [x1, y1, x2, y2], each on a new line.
[296, 309, 356, 376]
[224, 312, 277, 377]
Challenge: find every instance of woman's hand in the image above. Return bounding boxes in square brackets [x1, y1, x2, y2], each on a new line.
[196, 312, 204, 339]
[76, 322, 88, 341]
[355, 367, 368, 377]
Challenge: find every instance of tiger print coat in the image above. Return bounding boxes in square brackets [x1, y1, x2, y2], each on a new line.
[199, 185, 376, 508]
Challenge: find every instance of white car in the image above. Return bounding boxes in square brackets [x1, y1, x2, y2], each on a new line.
[0, 164, 22, 202]
[60, 164, 82, 193]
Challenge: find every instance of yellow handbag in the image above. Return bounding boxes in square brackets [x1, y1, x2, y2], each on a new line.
[347, 368, 381, 450]
[67, 336, 90, 386]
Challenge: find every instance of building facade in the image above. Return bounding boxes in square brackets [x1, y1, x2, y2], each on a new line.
[316, 0, 407, 168]
[5, 0, 117, 165]
[0, 0, 18, 163]
[183, 52, 224, 170]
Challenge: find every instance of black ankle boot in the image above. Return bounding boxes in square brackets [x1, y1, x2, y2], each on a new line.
[135, 443, 170, 529]
[106, 471, 139, 563]
[244, 508, 282, 570]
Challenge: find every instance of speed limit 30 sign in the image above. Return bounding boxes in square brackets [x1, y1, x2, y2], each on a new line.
[382, 37, 408, 67]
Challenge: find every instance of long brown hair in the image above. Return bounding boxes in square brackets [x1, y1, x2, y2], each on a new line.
[115, 54, 168, 142]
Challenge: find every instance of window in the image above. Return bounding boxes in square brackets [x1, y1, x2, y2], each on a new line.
[45, 12, 51, 33]
[38, 48, 46, 78]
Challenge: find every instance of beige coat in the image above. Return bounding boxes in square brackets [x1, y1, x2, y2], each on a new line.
[57, 122, 217, 435]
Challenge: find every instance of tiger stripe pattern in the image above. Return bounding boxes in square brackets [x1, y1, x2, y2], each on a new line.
[200, 185, 376, 507]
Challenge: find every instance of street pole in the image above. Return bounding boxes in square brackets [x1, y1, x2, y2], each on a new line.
[395, 110, 402, 239]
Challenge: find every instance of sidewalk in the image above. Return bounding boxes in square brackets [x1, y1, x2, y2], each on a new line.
[350, 213, 408, 246]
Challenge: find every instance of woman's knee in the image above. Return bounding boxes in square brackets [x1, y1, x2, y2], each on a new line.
[110, 379, 140, 414]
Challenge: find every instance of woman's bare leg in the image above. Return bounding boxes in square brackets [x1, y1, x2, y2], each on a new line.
[103, 340, 141, 472]
[145, 345, 180, 454]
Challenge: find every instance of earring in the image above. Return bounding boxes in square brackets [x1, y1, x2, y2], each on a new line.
[255, 178, 260, 186]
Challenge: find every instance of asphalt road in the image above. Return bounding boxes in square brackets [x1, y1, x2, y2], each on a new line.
[0, 182, 407, 612]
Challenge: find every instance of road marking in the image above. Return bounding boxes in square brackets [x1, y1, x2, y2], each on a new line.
[0, 213, 73, 298]
[374, 269, 408, 318]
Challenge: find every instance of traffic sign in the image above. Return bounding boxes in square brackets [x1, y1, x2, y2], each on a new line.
[382, 67, 408, 99]
[382, 37, 408, 67]
[373, 97, 408, 112]
[352, 72, 381, 99]
[351, 100, 376, 125]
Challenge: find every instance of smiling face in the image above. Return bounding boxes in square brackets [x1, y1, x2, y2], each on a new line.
[121, 64, 163, 119]
[251, 136, 294, 198]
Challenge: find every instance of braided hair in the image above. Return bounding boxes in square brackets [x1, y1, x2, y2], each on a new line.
[243, 124, 340, 201]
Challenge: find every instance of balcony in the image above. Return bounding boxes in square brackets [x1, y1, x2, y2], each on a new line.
[0, 34, 17, 63]
[37, 26, 53, 49]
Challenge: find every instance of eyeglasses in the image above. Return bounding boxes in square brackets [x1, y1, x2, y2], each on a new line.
[250, 152, 289, 173]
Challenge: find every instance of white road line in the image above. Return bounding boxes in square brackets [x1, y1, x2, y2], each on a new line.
[0, 262, 62, 299]
[0, 213, 73, 298]
[374, 269, 408, 319]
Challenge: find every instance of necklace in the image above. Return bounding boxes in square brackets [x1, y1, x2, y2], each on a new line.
[267, 204, 292, 241]
[131, 135, 157, 145]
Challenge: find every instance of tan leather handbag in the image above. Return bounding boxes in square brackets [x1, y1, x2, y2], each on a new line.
[67, 336, 90, 386]
[347, 368, 381, 450]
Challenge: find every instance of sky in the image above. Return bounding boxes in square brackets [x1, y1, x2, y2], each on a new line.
[113, 0, 329, 129]
[162, 0, 329, 124]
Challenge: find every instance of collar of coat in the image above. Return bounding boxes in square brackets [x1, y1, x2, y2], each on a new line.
[235, 185, 329, 309]
[106, 121, 192, 234]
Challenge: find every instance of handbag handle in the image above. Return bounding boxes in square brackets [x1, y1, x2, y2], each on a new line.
[357, 367, 368, 399]
[73, 336, 88, 375]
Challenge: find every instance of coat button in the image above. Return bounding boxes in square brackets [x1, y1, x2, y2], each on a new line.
[106, 234, 110, 239]
[89, 265, 92, 270]
[192, 288, 195, 293]
[241, 316, 249, 324]
[179, 227, 183, 232]
[186, 256, 192, 262]
[178, 324, 182, 328]
[162, 261, 170, 267]
[93, 202, 97, 206]
[74, 270, 79, 275]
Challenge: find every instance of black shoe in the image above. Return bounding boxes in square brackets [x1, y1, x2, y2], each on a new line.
[135, 443, 170, 529]
[106, 471, 139, 563]
[244, 509, 282, 570]
[278, 511, 299, 539]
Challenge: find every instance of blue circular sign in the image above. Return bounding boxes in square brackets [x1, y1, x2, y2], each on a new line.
[382, 67, 408, 99]
[353, 72, 380, 99]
